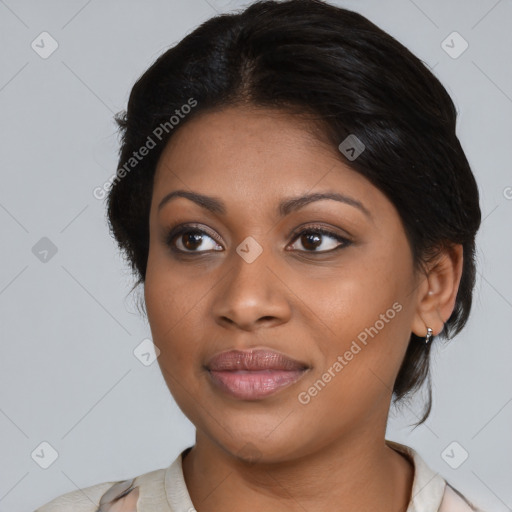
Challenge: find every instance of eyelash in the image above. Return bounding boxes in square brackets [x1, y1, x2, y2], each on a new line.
[163, 223, 352, 255]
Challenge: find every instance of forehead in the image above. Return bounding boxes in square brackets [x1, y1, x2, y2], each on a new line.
[155, 106, 330, 172]
[151, 106, 397, 228]
[155, 107, 366, 191]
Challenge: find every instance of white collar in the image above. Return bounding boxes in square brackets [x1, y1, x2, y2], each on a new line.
[385, 440, 446, 511]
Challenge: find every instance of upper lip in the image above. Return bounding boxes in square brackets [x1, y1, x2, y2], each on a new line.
[206, 349, 309, 372]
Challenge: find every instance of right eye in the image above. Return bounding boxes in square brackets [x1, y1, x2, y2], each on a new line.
[165, 225, 224, 253]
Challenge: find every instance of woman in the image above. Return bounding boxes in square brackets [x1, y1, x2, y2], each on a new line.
[35, 0, 486, 510]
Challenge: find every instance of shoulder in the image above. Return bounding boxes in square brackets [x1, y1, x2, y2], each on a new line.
[384, 440, 487, 512]
[34, 468, 166, 512]
[34, 480, 118, 512]
[439, 483, 488, 512]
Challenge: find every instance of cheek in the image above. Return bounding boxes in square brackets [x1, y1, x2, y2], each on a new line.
[295, 252, 409, 341]
[294, 242, 414, 393]
[144, 254, 204, 368]
[145, 244, 208, 324]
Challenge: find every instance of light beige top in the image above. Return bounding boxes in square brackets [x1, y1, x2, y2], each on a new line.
[34, 440, 486, 511]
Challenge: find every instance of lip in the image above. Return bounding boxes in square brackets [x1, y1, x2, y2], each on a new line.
[206, 349, 309, 400]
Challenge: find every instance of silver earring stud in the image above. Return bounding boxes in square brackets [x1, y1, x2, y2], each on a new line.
[425, 327, 433, 344]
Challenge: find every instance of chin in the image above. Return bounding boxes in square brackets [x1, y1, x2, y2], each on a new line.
[210, 425, 309, 466]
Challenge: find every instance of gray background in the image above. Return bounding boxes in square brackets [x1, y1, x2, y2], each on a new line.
[0, 0, 510, 510]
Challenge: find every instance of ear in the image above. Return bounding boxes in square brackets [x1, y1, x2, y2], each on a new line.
[411, 244, 464, 338]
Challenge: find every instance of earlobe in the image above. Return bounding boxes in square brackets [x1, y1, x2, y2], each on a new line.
[411, 244, 464, 338]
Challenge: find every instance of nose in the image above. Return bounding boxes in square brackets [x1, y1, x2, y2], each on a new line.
[212, 244, 292, 331]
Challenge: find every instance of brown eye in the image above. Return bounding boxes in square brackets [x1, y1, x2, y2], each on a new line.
[180, 231, 206, 251]
[299, 232, 322, 251]
[289, 227, 351, 253]
[165, 226, 223, 253]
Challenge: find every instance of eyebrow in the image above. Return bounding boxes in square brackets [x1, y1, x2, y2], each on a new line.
[158, 189, 372, 219]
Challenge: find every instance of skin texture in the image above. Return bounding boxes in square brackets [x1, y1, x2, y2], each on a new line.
[144, 106, 463, 512]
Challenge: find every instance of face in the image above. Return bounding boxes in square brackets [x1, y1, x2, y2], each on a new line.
[145, 106, 422, 463]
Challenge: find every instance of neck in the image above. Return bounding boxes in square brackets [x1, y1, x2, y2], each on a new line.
[181, 430, 414, 512]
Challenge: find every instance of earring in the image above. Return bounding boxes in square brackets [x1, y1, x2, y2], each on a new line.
[424, 327, 433, 344]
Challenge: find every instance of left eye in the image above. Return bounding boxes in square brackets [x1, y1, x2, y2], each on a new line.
[166, 227, 222, 253]
[288, 228, 351, 253]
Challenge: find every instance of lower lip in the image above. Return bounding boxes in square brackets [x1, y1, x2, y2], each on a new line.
[208, 369, 307, 400]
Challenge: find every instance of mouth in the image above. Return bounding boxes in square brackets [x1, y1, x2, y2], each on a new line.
[206, 348, 310, 400]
